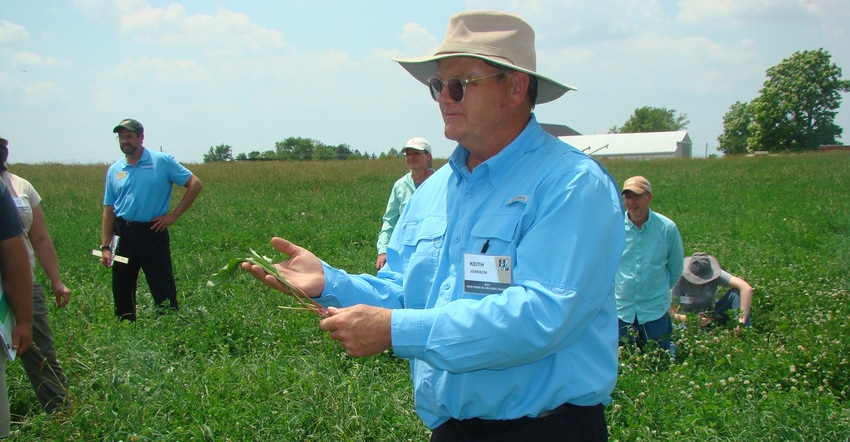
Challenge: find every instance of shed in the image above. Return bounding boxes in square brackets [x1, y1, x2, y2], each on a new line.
[559, 130, 692, 159]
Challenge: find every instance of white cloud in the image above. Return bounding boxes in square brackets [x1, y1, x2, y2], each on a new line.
[123, 6, 288, 56]
[12, 52, 72, 69]
[18, 82, 67, 108]
[112, 56, 208, 84]
[676, 0, 847, 27]
[0, 20, 29, 46]
[398, 22, 439, 56]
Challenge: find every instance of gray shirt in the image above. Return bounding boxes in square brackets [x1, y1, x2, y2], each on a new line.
[671, 270, 732, 313]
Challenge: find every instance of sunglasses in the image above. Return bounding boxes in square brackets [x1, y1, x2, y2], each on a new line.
[426, 71, 506, 102]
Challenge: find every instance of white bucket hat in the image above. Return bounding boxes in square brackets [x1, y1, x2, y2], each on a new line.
[393, 10, 576, 104]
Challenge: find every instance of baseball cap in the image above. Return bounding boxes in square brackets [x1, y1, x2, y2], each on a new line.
[113, 118, 144, 135]
[402, 137, 432, 154]
[622, 176, 652, 195]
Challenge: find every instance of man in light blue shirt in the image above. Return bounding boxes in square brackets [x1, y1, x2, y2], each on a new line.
[244, 11, 624, 441]
[615, 176, 684, 352]
[101, 118, 203, 321]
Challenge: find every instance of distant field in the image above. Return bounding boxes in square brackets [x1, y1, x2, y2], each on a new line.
[4, 152, 849, 440]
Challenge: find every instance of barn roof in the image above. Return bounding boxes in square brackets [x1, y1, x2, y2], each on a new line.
[559, 130, 691, 157]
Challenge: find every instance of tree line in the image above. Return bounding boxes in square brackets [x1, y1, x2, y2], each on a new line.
[204, 48, 848, 163]
[203, 137, 408, 163]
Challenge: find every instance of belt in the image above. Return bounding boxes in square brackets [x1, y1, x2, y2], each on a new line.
[450, 402, 597, 437]
[116, 217, 154, 228]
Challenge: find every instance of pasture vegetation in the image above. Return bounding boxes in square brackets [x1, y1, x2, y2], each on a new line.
[4, 151, 849, 441]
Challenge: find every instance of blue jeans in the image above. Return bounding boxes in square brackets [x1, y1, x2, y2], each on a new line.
[618, 312, 672, 351]
[714, 288, 752, 326]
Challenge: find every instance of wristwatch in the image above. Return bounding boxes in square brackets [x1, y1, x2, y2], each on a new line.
[101, 245, 112, 252]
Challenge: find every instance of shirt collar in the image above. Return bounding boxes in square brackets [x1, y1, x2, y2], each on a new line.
[121, 148, 151, 168]
[448, 113, 542, 186]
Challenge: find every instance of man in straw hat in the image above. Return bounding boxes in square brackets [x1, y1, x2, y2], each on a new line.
[243, 11, 624, 440]
[615, 175, 683, 353]
[671, 252, 753, 334]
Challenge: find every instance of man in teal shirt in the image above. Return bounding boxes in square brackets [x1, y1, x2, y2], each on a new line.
[615, 175, 683, 351]
[244, 11, 624, 440]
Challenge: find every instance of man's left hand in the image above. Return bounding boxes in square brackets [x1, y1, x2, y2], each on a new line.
[151, 213, 178, 232]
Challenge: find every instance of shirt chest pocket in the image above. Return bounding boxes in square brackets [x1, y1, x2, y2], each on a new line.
[399, 216, 446, 305]
[470, 212, 523, 257]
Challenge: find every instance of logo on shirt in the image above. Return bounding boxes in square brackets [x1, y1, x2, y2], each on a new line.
[507, 195, 529, 204]
[116, 171, 128, 180]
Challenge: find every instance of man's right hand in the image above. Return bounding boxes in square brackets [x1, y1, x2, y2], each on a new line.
[100, 249, 113, 268]
[241, 237, 325, 298]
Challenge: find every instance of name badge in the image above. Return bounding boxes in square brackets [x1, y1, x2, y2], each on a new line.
[463, 253, 512, 295]
[12, 197, 29, 211]
[116, 171, 128, 180]
[679, 295, 693, 305]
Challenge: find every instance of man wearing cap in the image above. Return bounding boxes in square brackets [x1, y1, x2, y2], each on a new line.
[671, 252, 753, 333]
[243, 11, 624, 440]
[615, 175, 684, 352]
[100, 118, 203, 321]
[375, 137, 434, 270]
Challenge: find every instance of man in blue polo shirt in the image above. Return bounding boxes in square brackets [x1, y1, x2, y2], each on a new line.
[100, 118, 203, 321]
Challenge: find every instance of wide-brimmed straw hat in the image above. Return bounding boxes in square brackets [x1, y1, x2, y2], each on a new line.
[393, 10, 576, 104]
[682, 252, 721, 284]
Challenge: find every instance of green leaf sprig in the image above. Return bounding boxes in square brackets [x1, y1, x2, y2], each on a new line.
[207, 249, 329, 318]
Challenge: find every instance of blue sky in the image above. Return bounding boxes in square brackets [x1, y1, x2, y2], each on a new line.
[1, 0, 848, 163]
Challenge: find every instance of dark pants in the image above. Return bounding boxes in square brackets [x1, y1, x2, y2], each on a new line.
[618, 311, 672, 351]
[713, 289, 752, 326]
[112, 218, 178, 321]
[430, 403, 607, 442]
[19, 283, 69, 413]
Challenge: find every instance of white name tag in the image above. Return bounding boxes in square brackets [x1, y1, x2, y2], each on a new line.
[679, 295, 694, 305]
[12, 197, 29, 211]
[463, 253, 512, 295]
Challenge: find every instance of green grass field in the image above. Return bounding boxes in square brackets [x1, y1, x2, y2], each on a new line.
[4, 151, 849, 441]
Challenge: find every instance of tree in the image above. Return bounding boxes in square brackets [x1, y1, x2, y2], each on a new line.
[609, 106, 689, 133]
[335, 143, 352, 160]
[719, 49, 849, 154]
[275, 137, 318, 161]
[717, 101, 755, 155]
[203, 144, 233, 163]
[751, 49, 850, 152]
[314, 145, 336, 160]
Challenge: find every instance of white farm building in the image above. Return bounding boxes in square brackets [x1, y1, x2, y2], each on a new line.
[558, 130, 692, 160]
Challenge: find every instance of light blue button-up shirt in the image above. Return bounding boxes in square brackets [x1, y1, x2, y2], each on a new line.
[103, 148, 193, 222]
[615, 210, 684, 324]
[319, 116, 625, 429]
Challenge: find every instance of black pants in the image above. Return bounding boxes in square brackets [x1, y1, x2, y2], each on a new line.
[112, 218, 178, 321]
[431, 403, 607, 442]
